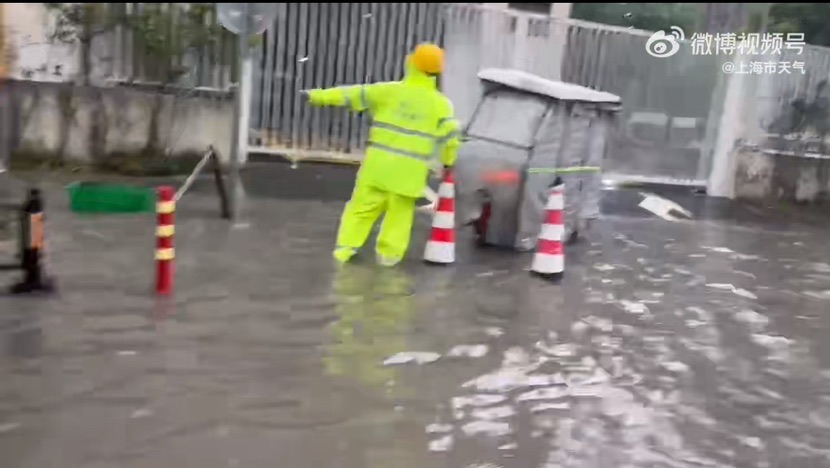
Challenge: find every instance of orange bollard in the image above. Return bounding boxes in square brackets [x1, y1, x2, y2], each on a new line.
[155, 186, 176, 295]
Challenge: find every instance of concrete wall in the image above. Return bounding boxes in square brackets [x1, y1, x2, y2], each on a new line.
[734, 146, 830, 203]
[709, 47, 830, 204]
[0, 3, 80, 83]
[2, 80, 234, 164]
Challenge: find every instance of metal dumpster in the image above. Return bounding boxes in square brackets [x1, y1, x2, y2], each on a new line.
[455, 68, 621, 251]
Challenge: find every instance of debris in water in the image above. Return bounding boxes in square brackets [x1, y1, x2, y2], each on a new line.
[618, 300, 649, 314]
[734, 309, 769, 328]
[571, 320, 590, 337]
[462, 369, 528, 392]
[297, 56, 309, 63]
[472, 405, 515, 420]
[807, 262, 830, 273]
[452, 394, 507, 410]
[536, 342, 576, 357]
[594, 263, 616, 272]
[426, 423, 453, 434]
[703, 246, 735, 253]
[526, 373, 567, 387]
[484, 327, 504, 337]
[531, 402, 570, 413]
[751, 333, 791, 348]
[741, 436, 764, 449]
[662, 361, 690, 373]
[638, 193, 692, 220]
[517, 387, 569, 402]
[428, 434, 454, 452]
[0, 422, 21, 433]
[706, 283, 758, 299]
[733, 288, 758, 299]
[82, 230, 106, 239]
[803, 290, 830, 300]
[383, 351, 440, 366]
[503, 347, 530, 366]
[461, 420, 511, 437]
[583, 316, 613, 332]
[117, 350, 138, 356]
[447, 344, 489, 358]
[131, 408, 153, 419]
[499, 443, 518, 450]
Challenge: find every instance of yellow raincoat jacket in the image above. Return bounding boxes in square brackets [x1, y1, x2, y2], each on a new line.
[307, 52, 460, 265]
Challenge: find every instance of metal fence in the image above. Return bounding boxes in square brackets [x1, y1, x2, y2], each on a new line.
[247, 3, 723, 184]
[248, 3, 445, 156]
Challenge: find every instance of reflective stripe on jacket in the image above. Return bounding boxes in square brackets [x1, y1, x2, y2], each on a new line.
[308, 63, 460, 198]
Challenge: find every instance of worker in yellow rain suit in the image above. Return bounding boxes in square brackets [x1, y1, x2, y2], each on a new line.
[304, 43, 461, 267]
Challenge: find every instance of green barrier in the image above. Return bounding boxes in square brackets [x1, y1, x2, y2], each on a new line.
[67, 182, 155, 214]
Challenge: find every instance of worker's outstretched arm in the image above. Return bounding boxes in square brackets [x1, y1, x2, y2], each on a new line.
[305, 83, 393, 113]
[437, 111, 461, 168]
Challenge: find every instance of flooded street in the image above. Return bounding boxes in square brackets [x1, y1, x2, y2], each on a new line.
[1, 174, 830, 467]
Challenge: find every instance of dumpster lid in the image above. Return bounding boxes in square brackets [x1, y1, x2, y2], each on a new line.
[477, 68, 621, 105]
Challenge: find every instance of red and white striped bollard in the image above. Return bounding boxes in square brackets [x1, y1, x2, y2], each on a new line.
[155, 186, 176, 295]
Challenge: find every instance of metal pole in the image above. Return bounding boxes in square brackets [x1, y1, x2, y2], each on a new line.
[228, 3, 251, 221]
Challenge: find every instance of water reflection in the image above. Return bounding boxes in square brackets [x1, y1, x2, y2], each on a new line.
[5, 311, 44, 359]
[323, 264, 415, 391]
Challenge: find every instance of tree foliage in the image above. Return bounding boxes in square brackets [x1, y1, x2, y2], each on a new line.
[768, 3, 830, 47]
[45, 3, 235, 85]
[126, 3, 236, 83]
[44, 3, 119, 84]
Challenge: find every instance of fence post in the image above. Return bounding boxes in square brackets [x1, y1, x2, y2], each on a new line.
[209, 147, 231, 220]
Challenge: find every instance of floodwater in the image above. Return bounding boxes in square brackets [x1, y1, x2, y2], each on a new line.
[1, 173, 830, 467]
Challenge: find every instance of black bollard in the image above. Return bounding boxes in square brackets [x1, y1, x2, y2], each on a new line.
[10, 188, 55, 294]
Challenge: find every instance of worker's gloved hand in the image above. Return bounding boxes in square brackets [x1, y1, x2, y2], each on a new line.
[300, 89, 323, 106]
[432, 164, 444, 181]
[432, 165, 454, 181]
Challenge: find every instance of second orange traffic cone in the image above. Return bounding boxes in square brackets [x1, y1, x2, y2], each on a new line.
[530, 177, 565, 282]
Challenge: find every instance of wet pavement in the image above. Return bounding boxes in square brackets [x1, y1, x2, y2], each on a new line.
[2, 165, 830, 467]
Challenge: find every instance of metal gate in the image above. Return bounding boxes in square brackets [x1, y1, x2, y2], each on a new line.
[249, 3, 444, 159]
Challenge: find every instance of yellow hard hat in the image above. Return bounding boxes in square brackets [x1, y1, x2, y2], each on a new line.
[411, 43, 444, 75]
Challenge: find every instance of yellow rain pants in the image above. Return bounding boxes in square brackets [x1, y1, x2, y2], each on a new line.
[334, 179, 417, 265]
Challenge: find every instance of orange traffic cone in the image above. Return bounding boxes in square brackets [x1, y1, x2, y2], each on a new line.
[531, 177, 565, 281]
[424, 168, 455, 265]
